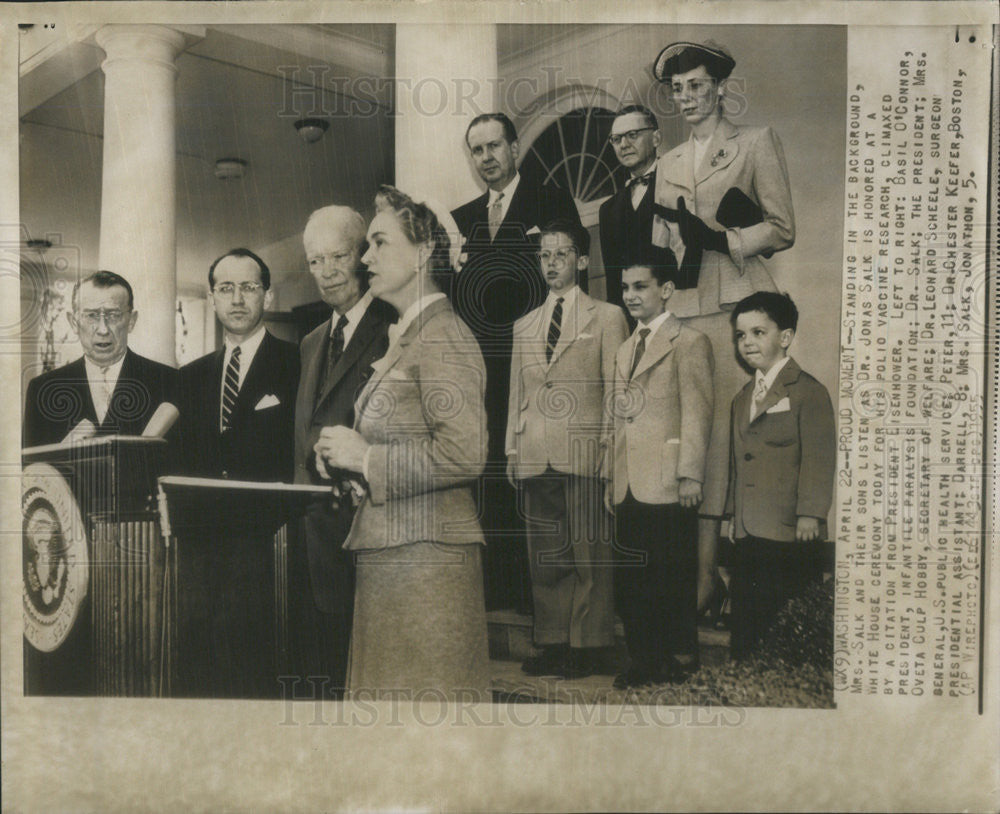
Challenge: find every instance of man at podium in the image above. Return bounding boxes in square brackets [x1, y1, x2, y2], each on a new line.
[22, 270, 177, 448]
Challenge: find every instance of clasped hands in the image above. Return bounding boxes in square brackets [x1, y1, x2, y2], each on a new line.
[313, 426, 370, 508]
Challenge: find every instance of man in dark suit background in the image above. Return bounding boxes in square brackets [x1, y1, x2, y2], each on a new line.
[451, 112, 583, 612]
[598, 104, 678, 321]
[176, 248, 299, 482]
[23, 270, 177, 448]
[292, 205, 394, 696]
[174, 248, 299, 697]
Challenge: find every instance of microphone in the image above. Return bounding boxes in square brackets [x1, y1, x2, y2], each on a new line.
[142, 403, 180, 438]
[61, 419, 97, 444]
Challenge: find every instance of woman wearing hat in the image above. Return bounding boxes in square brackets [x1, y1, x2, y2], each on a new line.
[651, 39, 796, 620]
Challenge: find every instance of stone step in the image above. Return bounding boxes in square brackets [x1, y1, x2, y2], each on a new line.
[487, 609, 731, 662]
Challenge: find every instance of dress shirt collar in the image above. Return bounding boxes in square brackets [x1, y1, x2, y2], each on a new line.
[634, 309, 671, 341]
[331, 290, 373, 347]
[754, 354, 791, 394]
[545, 284, 578, 320]
[224, 322, 266, 356]
[84, 353, 126, 384]
[488, 172, 520, 210]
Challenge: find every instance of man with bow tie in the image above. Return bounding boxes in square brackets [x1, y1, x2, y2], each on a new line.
[598, 105, 679, 321]
[23, 270, 177, 448]
[291, 206, 394, 696]
[176, 248, 299, 483]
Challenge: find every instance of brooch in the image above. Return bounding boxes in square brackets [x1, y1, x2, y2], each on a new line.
[709, 149, 727, 167]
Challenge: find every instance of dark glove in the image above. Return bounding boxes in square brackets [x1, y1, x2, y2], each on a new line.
[677, 196, 729, 256]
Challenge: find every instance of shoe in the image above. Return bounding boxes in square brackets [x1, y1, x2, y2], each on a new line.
[613, 666, 661, 690]
[521, 645, 568, 677]
[663, 656, 699, 684]
[563, 648, 597, 679]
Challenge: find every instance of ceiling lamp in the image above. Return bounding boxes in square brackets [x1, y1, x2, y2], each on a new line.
[294, 118, 329, 144]
[214, 158, 247, 180]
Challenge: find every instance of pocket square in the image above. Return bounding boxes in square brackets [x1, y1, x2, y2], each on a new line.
[577, 332, 594, 340]
[766, 397, 791, 414]
[255, 394, 280, 410]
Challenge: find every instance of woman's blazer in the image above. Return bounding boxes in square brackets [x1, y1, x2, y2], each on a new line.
[653, 117, 795, 317]
[345, 297, 488, 552]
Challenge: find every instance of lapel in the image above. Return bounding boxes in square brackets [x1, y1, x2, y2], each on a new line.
[236, 331, 274, 419]
[750, 357, 801, 425]
[497, 177, 534, 241]
[695, 117, 740, 185]
[65, 356, 99, 426]
[630, 313, 680, 381]
[301, 316, 332, 416]
[354, 297, 451, 422]
[660, 139, 696, 196]
[312, 301, 385, 417]
[548, 290, 594, 367]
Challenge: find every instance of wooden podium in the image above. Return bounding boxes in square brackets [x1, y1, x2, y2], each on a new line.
[22, 436, 168, 696]
[22, 436, 330, 698]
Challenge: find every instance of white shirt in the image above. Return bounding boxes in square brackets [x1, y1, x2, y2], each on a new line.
[84, 355, 126, 424]
[487, 173, 521, 225]
[544, 283, 579, 329]
[220, 324, 267, 429]
[332, 290, 373, 349]
[634, 309, 671, 342]
[750, 355, 791, 420]
[388, 292, 447, 347]
[629, 158, 657, 210]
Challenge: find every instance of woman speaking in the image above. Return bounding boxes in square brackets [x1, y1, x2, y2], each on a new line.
[313, 186, 490, 701]
[652, 39, 796, 615]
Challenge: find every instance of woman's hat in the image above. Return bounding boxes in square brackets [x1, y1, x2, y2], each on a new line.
[653, 40, 736, 82]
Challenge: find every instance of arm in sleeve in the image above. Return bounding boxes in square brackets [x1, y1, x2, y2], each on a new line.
[724, 396, 737, 517]
[726, 127, 795, 269]
[796, 380, 837, 520]
[676, 331, 714, 484]
[599, 308, 628, 479]
[366, 324, 488, 505]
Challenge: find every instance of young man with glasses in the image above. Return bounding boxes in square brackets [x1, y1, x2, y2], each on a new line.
[598, 105, 681, 321]
[23, 270, 177, 447]
[505, 219, 627, 679]
[176, 247, 299, 483]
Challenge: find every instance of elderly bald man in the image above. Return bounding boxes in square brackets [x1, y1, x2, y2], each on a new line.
[291, 204, 395, 696]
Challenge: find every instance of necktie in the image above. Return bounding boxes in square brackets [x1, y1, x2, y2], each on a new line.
[316, 314, 349, 407]
[488, 192, 504, 240]
[751, 376, 768, 420]
[221, 345, 241, 432]
[629, 328, 650, 378]
[545, 297, 563, 363]
[95, 366, 112, 424]
[627, 171, 654, 190]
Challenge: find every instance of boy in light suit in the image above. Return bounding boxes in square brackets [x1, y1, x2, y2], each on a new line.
[725, 291, 835, 659]
[606, 255, 714, 689]
[507, 219, 628, 679]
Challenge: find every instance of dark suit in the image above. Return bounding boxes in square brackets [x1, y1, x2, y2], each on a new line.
[451, 175, 581, 610]
[176, 330, 299, 482]
[23, 349, 177, 447]
[173, 330, 299, 697]
[598, 169, 677, 317]
[291, 296, 393, 694]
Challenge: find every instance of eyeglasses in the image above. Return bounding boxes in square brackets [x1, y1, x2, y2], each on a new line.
[671, 79, 717, 96]
[78, 309, 128, 327]
[609, 127, 656, 146]
[537, 248, 578, 264]
[213, 282, 264, 297]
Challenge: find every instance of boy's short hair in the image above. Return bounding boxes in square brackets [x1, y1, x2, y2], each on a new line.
[625, 248, 679, 286]
[541, 219, 590, 257]
[730, 291, 798, 332]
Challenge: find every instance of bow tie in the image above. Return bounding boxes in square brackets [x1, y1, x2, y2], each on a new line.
[627, 171, 654, 189]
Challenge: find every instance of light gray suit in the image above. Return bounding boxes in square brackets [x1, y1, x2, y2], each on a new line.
[506, 289, 627, 649]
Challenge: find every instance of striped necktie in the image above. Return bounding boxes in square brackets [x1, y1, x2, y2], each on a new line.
[750, 376, 768, 420]
[629, 328, 650, 379]
[488, 192, 504, 240]
[545, 297, 564, 363]
[221, 345, 241, 432]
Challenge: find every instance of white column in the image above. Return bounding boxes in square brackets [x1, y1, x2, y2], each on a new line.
[394, 24, 497, 209]
[96, 25, 185, 366]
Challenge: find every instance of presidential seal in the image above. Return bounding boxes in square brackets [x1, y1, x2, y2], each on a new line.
[22, 463, 88, 652]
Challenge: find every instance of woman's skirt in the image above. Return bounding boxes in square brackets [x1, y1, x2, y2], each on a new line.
[346, 541, 491, 702]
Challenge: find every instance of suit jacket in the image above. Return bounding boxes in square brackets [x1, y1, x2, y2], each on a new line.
[176, 331, 299, 482]
[598, 169, 677, 312]
[506, 290, 626, 481]
[293, 297, 393, 613]
[725, 357, 836, 542]
[653, 118, 795, 317]
[345, 297, 488, 552]
[606, 314, 714, 505]
[452, 175, 582, 462]
[23, 349, 178, 447]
